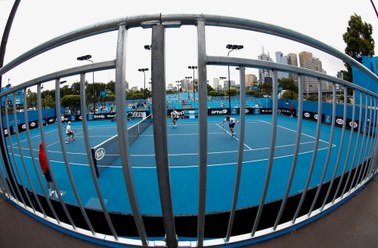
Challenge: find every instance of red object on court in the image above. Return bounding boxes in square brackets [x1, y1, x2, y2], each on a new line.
[39, 142, 48, 176]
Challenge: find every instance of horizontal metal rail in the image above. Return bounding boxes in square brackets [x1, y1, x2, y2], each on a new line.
[1, 13, 377, 248]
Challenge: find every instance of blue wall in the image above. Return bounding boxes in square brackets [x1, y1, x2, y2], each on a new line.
[352, 56, 378, 105]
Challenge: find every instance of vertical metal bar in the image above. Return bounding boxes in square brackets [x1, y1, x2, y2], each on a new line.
[0, 119, 13, 198]
[356, 94, 372, 184]
[0, 94, 18, 199]
[151, 24, 177, 248]
[366, 97, 378, 177]
[273, 74, 304, 229]
[354, 94, 371, 186]
[251, 70, 278, 236]
[115, 24, 148, 245]
[0, 0, 21, 200]
[22, 88, 46, 216]
[79, 73, 118, 239]
[225, 66, 246, 241]
[54, 79, 95, 234]
[368, 98, 378, 177]
[332, 89, 356, 203]
[0, 168, 10, 195]
[196, 18, 208, 247]
[292, 78, 322, 222]
[344, 91, 363, 195]
[0, 153, 10, 194]
[308, 82, 336, 214]
[37, 83, 75, 226]
[360, 96, 375, 181]
[4, 95, 26, 206]
[11, 93, 36, 212]
[318, 84, 346, 209]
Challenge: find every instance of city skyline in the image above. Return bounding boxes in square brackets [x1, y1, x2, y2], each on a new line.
[1, 0, 377, 90]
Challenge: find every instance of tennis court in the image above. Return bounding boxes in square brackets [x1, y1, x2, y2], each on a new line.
[4, 114, 369, 216]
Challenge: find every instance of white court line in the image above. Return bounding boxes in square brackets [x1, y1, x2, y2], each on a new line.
[215, 123, 253, 151]
[11, 143, 336, 170]
[142, 132, 224, 137]
[259, 120, 335, 146]
[12, 118, 337, 169]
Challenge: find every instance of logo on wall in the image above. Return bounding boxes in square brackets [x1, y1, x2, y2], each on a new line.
[349, 121, 358, 129]
[210, 109, 228, 115]
[336, 118, 343, 125]
[304, 112, 310, 118]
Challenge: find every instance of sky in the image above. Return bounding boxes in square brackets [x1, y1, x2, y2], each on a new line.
[1, 0, 378, 90]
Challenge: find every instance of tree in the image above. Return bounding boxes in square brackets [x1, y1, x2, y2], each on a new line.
[42, 94, 54, 108]
[343, 14, 375, 82]
[227, 88, 238, 96]
[26, 89, 37, 109]
[278, 78, 297, 92]
[282, 90, 298, 100]
[260, 82, 272, 96]
[61, 95, 81, 113]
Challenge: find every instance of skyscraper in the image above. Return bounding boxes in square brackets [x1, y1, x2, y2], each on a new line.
[287, 53, 299, 82]
[275, 51, 289, 79]
[245, 74, 257, 88]
[258, 48, 274, 84]
[298, 51, 331, 95]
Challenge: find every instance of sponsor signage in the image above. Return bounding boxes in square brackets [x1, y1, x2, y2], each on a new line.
[90, 112, 147, 120]
[208, 109, 229, 116]
[302, 111, 324, 122]
[334, 117, 359, 130]
[260, 108, 273, 114]
[206, 108, 266, 116]
[279, 108, 296, 117]
[17, 121, 39, 132]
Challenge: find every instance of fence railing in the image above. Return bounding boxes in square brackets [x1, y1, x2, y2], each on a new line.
[0, 14, 378, 247]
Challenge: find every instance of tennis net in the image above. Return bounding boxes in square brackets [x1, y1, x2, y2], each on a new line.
[91, 114, 153, 177]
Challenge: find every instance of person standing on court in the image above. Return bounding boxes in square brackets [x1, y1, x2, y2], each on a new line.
[290, 103, 295, 117]
[65, 121, 75, 144]
[170, 109, 180, 128]
[39, 142, 58, 197]
[222, 116, 238, 137]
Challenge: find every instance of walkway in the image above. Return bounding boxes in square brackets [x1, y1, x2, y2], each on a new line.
[0, 177, 377, 248]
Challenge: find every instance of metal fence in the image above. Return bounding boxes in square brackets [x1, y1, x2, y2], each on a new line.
[0, 14, 378, 247]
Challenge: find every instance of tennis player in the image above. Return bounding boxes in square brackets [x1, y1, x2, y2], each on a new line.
[39, 142, 62, 198]
[65, 121, 75, 144]
[170, 109, 179, 127]
[222, 116, 238, 137]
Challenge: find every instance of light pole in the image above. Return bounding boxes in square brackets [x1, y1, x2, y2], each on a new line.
[188, 65, 197, 101]
[77, 54, 95, 113]
[226, 44, 243, 114]
[185, 76, 192, 100]
[138, 68, 149, 98]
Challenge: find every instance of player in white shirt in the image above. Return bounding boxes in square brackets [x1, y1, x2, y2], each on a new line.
[170, 109, 180, 128]
[222, 116, 238, 136]
[65, 121, 75, 144]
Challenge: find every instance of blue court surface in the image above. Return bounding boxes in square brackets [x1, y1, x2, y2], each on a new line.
[5, 115, 370, 216]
